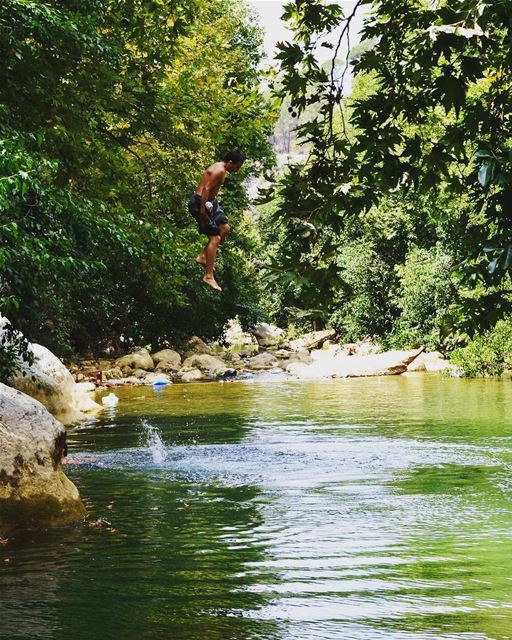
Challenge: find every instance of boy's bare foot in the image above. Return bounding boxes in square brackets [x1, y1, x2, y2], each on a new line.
[203, 275, 222, 291]
[195, 254, 207, 266]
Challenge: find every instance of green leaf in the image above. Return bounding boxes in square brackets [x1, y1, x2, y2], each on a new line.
[478, 162, 494, 188]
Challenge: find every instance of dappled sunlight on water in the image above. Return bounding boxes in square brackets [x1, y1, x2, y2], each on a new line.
[1, 375, 512, 640]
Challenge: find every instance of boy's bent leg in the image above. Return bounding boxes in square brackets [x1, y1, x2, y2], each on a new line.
[218, 223, 230, 242]
[204, 235, 222, 291]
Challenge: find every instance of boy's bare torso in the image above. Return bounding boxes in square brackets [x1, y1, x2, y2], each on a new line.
[195, 161, 227, 199]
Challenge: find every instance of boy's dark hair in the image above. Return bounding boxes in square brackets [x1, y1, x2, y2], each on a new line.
[224, 149, 245, 164]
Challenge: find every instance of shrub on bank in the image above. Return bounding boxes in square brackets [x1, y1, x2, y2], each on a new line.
[387, 246, 455, 351]
[450, 321, 512, 377]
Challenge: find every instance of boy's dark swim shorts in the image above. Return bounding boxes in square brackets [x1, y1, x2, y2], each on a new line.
[188, 194, 228, 237]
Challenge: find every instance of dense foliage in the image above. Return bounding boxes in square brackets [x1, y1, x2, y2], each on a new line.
[260, 0, 512, 352]
[451, 320, 512, 377]
[0, 0, 274, 358]
[0, 319, 33, 384]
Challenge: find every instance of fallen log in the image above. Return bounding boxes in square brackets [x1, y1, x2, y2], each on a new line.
[291, 346, 425, 380]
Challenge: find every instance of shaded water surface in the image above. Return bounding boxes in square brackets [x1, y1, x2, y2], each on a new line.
[1, 375, 512, 639]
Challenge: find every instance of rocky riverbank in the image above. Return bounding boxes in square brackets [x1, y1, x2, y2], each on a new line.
[68, 323, 458, 387]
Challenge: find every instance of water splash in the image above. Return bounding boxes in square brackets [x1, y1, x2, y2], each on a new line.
[141, 419, 167, 464]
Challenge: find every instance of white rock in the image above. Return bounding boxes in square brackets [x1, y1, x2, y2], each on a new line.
[101, 392, 119, 406]
[294, 348, 424, 379]
[285, 362, 310, 376]
[73, 381, 100, 413]
[423, 351, 452, 372]
[13, 343, 101, 423]
[75, 381, 96, 394]
[310, 344, 340, 361]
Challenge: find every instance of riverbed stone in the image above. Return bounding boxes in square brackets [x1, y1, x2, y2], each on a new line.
[183, 336, 212, 358]
[223, 352, 242, 367]
[285, 361, 310, 376]
[245, 352, 280, 370]
[115, 348, 154, 372]
[97, 359, 113, 370]
[251, 323, 286, 347]
[215, 368, 237, 380]
[144, 372, 172, 385]
[288, 329, 336, 352]
[279, 349, 313, 366]
[106, 378, 129, 387]
[179, 368, 203, 383]
[182, 354, 226, 372]
[407, 353, 428, 372]
[107, 376, 143, 386]
[72, 382, 100, 413]
[103, 367, 124, 380]
[0, 384, 85, 535]
[152, 349, 182, 372]
[274, 348, 294, 359]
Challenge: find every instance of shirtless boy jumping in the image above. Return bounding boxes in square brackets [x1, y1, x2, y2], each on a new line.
[188, 149, 244, 291]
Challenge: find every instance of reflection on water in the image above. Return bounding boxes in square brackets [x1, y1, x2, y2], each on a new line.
[1, 375, 512, 640]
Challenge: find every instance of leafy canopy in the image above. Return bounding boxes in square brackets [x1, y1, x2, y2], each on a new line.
[268, 0, 512, 334]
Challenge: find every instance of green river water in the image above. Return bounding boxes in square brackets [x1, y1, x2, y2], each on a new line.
[1, 374, 512, 639]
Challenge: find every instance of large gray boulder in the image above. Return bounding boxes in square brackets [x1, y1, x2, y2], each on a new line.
[245, 352, 280, 370]
[182, 354, 226, 372]
[152, 349, 182, 372]
[251, 323, 285, 347]
[0, 384, 85, 535]
[277, 349, 313, 367]
[115, 348, 154, 372]
[178, 368, 203, 383]
[183, 336, 212, 358]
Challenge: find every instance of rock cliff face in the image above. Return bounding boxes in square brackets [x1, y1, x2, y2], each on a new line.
[0, 384, 85, 535]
